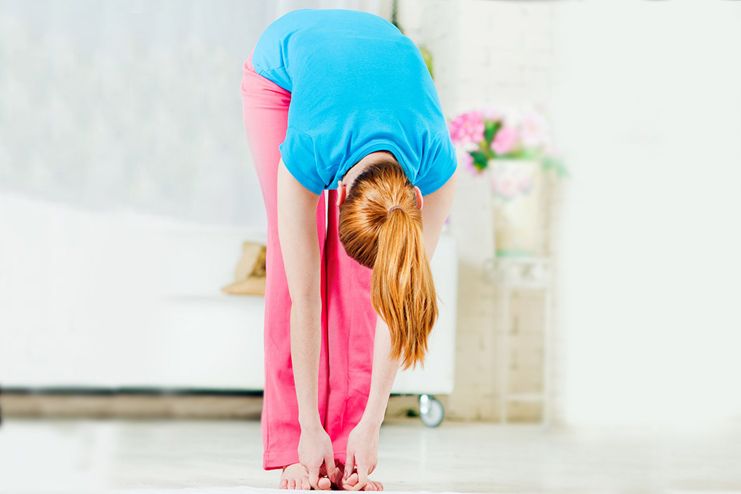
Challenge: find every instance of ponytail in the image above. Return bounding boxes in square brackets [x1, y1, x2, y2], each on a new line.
[372, 207, 438, 370]
[338, 157, 439, 370]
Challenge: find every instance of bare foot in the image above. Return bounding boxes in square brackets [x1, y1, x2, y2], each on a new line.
[337, 463, 384, 491]
[280, 463, 332, 490]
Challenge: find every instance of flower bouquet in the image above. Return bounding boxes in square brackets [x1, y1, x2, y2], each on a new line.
[448, 108, 566, 257]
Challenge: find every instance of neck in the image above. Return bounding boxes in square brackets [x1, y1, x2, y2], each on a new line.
[342, 151, 396, 187]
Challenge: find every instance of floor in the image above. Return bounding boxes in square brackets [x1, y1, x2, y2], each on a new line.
[1, 417, 741, 493]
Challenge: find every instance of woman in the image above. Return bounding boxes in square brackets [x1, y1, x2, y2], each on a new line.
[240, 9, 457, 491]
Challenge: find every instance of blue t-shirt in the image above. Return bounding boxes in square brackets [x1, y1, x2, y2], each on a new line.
[251, 9, 457, 196]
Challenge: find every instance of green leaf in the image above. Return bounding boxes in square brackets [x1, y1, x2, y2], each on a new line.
[478, 139, 495, 160]
[484, 121, 500, 144]
[470, 150, 489, 169]
[520, 149, 541, 160]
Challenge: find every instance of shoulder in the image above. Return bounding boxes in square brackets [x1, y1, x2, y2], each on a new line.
[279, 131, 325, 195]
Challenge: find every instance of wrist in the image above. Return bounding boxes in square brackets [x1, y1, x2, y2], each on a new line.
[299, 415, 323, 432]
[358, 413, 384, 431]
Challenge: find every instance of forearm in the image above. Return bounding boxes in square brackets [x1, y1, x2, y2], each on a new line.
[360, 315, 401, 428]
[290, 298, 323, 429]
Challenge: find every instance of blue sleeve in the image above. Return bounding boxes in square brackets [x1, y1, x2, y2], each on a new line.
[279, 129, 325, 195]
[414, 136, 458, 196]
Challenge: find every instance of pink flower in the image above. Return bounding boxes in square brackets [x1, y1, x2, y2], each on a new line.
[460, 151, 475, 173]
[448, 111, 485, 147]
[491, 126, 519, 155]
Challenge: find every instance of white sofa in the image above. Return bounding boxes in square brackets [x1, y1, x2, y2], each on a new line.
[0, 192, 457, 422]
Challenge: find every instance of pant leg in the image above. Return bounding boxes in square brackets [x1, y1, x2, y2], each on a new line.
[324, 188, 379, 461]
[240, 51, 330, 471]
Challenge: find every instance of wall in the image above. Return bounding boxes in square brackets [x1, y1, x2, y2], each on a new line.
[400, 0, 741, 427]
[398, 0, 559, 421]
[0, 0, 382, 228]
[550, 2, 741, 426]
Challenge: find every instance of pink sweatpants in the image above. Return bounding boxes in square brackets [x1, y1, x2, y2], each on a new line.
[240, 51, 379, 471]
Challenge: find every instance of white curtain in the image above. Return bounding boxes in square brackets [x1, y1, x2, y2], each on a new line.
[0, 0, 384, 228]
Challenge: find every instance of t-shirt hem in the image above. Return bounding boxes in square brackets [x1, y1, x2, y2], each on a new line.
[415, 166, 456, 196]
[331, 139, 414, 190]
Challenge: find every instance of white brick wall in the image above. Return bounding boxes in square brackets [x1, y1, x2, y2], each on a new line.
[398, 0, 561, 422]
[401, 1, 741, 427]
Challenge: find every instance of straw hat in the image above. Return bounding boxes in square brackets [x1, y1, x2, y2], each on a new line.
[221, 240, 266, 296]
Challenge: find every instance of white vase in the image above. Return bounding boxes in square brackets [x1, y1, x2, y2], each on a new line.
[488, 159, 545, 257]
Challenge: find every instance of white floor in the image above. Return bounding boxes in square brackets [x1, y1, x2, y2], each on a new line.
[1, 418, 741, 493]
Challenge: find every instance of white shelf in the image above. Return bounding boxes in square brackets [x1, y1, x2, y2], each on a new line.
[483, 254, 554, 427]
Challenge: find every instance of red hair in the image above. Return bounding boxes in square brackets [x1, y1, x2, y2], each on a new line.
[338, 157, 438, 370]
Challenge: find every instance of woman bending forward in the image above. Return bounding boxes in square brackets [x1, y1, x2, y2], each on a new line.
[240, 8, 457, 491]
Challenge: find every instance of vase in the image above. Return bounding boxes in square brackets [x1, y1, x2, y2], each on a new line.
[488, 159, 546, 257]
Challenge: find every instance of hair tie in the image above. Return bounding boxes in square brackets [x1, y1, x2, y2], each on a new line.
[387, 205, 403, 214]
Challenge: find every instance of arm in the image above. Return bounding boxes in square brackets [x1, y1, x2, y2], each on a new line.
[362, 168, 459, 426]
[277, 157, 323, 429]
[343, 170, 458, 489]
[277, 158, 339, 486]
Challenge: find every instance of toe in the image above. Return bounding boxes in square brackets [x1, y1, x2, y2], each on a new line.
[301, 478, 310, 490]
[318, 476, 332, 490]
[280, 478, 288, 489]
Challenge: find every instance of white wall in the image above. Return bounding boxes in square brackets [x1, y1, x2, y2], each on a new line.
[398, 0, 560, 421]
[0, 0, 383, 228]
[551, 2, 741, 427]
[400, 0, 741, 427]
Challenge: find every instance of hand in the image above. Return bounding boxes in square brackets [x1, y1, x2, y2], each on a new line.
[298, 423, 339, 489]
[343, 419, 380, 491]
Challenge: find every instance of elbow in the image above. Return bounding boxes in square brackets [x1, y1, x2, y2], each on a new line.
[289, 293, 322, 316]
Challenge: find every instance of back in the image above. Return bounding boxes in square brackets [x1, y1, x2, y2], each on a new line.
[251, 9, 457, 196]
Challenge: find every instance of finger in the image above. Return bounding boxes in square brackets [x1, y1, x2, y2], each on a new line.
[280, 478, 288, 489]
[324, 452, 338, 480]
[343, 472, 359, 489]
[288, 479, 295, 490]
[301, 477, 310, 490]
[308, 466, 320, 490]
[344, 453, 355, 481]
[329, 463, 343, 485]
[354, 464, 369, 491]
[345, 472, 358, 487]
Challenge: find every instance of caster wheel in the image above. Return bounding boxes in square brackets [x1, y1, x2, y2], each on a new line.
[418, 394, 445, 427]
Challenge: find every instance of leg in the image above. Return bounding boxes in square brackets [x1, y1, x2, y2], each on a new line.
[240, 51, 330, 471]
[324, 189, 378, 461]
